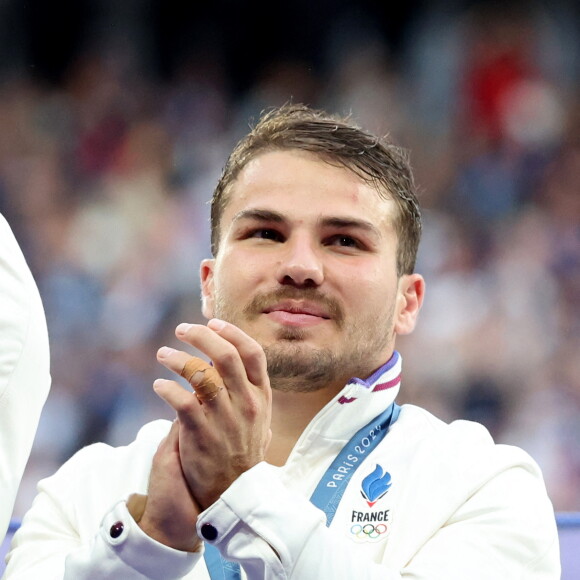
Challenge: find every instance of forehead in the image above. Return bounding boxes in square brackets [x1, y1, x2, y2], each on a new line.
[223, 150, 397, 226]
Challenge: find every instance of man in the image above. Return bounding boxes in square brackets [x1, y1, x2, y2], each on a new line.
[0, 214, 51, 540]
[3, 104, 560, 578]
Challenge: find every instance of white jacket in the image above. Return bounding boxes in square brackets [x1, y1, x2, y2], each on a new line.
[3, 354, 560, 579]
[0, 214, 51, 540]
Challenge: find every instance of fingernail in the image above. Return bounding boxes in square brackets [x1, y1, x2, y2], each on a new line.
[208, 318, 226, 331]
[176, 323, 192, 335]
[158, 346, 175, 358]
[153, 378, 166, 390]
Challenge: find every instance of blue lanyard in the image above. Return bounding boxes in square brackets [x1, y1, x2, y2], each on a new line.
[204, 402, 400, 579]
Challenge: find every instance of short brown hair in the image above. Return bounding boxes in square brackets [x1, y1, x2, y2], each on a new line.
[210, 103, 421, 275]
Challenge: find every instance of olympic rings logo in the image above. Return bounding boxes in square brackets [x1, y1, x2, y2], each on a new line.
[350, 523, 388, 539]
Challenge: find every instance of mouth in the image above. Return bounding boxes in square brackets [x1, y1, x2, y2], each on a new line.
[263, 301, 331, 327]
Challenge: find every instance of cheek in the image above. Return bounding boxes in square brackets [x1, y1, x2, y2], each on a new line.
[214, 254, 265, 297]
[344, 270, 398, 317]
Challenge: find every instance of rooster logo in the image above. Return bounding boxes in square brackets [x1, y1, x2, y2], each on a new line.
[361, 465, 392, 507]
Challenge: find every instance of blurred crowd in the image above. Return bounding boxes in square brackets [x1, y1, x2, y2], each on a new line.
[1, 0, 578, 517]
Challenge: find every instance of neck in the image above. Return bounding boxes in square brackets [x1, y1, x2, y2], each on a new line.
[266, 383, 340, 466]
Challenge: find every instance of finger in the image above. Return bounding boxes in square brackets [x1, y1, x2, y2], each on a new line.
[174, 324, 253, 394]
[157, 346, 201, 380]
[166, 418, 181, 447]
[181, 358, 222, 393]
[153, 378, 207, 427]
[157, 419, 180, 456]
[166, 418, 180, 443]
[207, 318, 269, 388]
[157, 347, 223, 388]
[157, 347, 227, 405]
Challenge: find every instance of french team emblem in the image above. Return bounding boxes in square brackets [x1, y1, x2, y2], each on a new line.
[361, 464, 392, 507]
[347, 464, 393, 544]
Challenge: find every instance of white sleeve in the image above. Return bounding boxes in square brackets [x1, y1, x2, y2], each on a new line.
[0, 214, 51, 539]
[197, 460, 560, 579]
[3, 423, 201, 580]
[63, 501, 200, 580]
[3, 496, 200, 580]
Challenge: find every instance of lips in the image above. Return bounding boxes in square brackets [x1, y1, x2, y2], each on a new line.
[263, 300, 331, 327]
[263, 301, 331, 319]
[243, 290, 344, 328]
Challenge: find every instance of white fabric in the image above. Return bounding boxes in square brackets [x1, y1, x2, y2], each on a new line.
[3, 354, 560, 579]
[0, 214, 51, 540]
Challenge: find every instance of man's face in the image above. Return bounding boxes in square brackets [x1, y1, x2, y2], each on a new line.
[201, 150, 423, 393]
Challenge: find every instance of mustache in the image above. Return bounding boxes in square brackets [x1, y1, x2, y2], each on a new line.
[243, 287, 344, 327]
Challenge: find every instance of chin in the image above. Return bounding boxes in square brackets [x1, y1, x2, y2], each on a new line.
[275, 326, 309, 341]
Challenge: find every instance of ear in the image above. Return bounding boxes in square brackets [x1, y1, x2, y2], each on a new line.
[394, 273, 425, 336]
[200, 259, 216, 320]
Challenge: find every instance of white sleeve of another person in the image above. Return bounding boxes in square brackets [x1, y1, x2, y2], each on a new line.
[0, 214, 51, 540]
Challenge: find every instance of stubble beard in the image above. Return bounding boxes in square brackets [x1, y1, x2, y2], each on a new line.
[262, 327, 341, 392]
[213, 287, 394, 393]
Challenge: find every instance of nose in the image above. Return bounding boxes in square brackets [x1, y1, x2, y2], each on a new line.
[276, 235, 324, 288]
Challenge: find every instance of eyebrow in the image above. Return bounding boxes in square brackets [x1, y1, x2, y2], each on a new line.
[320, 217, 382, 239]
[231, 209, 382, 239]
[231, 209, 285, 224]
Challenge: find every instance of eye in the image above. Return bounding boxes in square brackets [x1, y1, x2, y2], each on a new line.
[249, 228, 285, 242]
[327, 235, 363, 249]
